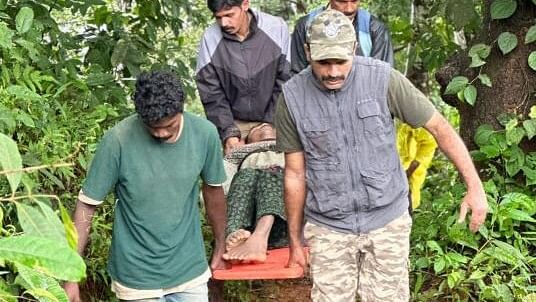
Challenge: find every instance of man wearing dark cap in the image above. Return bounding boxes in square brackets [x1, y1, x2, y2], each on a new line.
[275, 10, 487, 301]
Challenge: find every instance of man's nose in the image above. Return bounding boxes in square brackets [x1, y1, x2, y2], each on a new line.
[221, 17, 230, 28]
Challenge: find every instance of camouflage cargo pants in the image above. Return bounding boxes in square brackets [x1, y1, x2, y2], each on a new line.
[304, 212, 412, 302]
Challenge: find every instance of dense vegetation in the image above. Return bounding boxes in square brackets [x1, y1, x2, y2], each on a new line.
[0, 0, 534, 301]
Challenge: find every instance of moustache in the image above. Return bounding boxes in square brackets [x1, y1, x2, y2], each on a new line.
[222, 27, 234, 33]
[321, 76, 345, 82]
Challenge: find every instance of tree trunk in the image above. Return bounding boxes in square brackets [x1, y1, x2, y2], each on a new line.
[436, 0, 536, 150]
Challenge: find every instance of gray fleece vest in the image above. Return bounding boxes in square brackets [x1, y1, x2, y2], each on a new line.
[283, 56, 409, 234]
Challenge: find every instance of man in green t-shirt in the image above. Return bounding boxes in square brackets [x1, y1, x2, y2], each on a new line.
[64, 71, 227, 302]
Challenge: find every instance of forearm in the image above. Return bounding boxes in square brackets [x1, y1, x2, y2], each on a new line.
[284, 153, 306, 247]
[196, 70, 238, 140]
[424, 113, 483, 191]
[72, 200, 96, 255]
[202, 184, 227, 248]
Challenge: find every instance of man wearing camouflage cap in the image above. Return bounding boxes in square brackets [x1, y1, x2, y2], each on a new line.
[274, 10, 487, 301]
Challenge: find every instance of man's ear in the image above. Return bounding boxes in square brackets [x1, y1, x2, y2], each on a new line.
[304, 44, 311, 63]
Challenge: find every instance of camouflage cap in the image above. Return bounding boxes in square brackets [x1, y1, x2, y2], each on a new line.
[306, 9, 356, 61]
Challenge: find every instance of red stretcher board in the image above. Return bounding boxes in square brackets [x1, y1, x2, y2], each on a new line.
[212, 247, 308, 280]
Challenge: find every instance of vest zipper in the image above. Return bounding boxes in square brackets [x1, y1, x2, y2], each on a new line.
[332, 90, 360, 233]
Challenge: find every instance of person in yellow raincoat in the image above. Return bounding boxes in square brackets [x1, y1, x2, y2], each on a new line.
[397, 123, 437, 210]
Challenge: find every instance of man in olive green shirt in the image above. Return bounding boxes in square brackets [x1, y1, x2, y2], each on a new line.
[64, 71, 227, 302]
[274, 10, 487, 302]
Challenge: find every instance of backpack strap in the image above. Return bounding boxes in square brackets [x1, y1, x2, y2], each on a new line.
[357, 9, 372, 57]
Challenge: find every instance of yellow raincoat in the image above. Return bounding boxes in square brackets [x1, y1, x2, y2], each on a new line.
[397, 123, 437, 209]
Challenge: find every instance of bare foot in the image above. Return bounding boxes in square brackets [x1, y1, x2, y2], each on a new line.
[225, 229, 251, 251]
[222, 232, 268, 262]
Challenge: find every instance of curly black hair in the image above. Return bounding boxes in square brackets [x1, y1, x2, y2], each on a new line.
[207, 0, 243, 13]
[133, 71, 184, 125]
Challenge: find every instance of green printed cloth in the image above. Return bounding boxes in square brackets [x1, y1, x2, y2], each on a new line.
[226, 162, 288, 248]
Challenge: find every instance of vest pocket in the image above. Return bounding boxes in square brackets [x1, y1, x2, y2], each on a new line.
[357, 101, 396, 171]
[360, 169, 396, 210]
[306, 164, 350, 219]
[302, 119, 335, 160]
[357, 101, 387, 137]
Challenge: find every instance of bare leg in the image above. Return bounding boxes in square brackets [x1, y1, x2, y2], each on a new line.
[222, 215, 274, 262]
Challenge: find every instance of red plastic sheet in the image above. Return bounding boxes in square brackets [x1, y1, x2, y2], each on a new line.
[212, 247, 307, 280]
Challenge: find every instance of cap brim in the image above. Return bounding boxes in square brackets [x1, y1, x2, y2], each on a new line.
[309, 42, 354, 61]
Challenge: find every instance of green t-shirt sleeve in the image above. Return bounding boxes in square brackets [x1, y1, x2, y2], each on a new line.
[201, 125, 227, 185]
[387, 69, 437, 127]
[274, 93, 303, 152]
[82, 130, 120, 202]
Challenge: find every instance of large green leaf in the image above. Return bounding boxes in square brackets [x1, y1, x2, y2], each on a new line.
[493, 283, 514, 302]
[59, 202, 78, 250]
[506, 127, 525, 145]
[6, 85, 42, 101]
[523, 119, 536, 139]
[15, 7, 33, 34]
[490, 0, 517, 19]
[530, 105, 536, 119]
[469, 55, 486, 68]
[0, 133, 22, 193]
[445, 76, 469, 95]
[507, 209, 536, 222]
[505, 145, 524, 176]
[16, 200, 67, 245]
[447, 271, 463, 288]
[0, 235, 85, 281]
[0, 22, 13, 49]
[15, 263, 68, 302]
[525, 25, 536, 44]
[478, 74, 492, 87]
[468, 43, 491, 59]
[464, 84, 477, 105]
[493, 240, 527, 264]
[529, 52, 536, 71]
[498, 32, 518, 55]
[474, 124, 495, 146]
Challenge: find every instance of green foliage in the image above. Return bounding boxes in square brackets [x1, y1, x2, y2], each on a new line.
[529, 52, 536, 71]
[463, 84, 477, 105]
[525, 25, 536, 44]
[1, 134, 86, 300]
[445, 76, 469, 95]
[490, 0, 517, 19]
[0, 1, 211, 297]
[411, 149, 536, 301]
[498, 32, 518, 55]
[0, 134, 22, 193]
